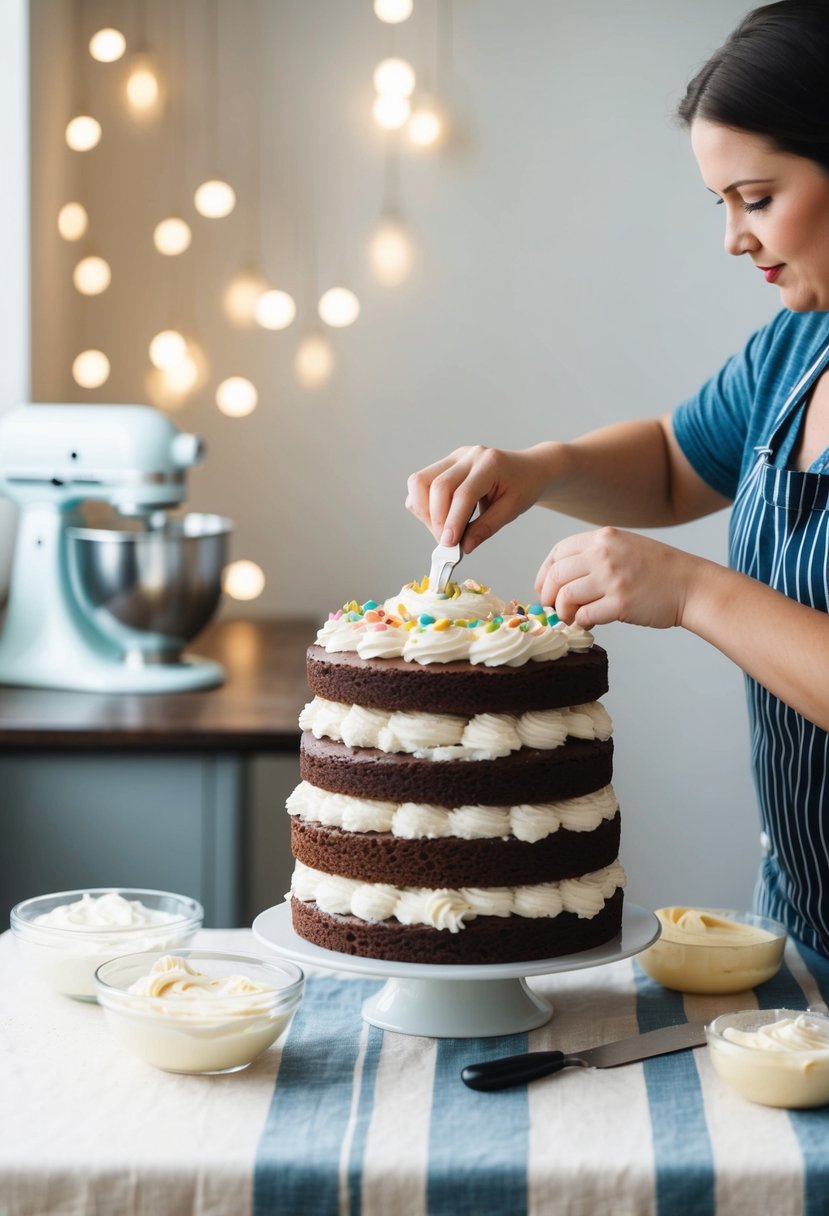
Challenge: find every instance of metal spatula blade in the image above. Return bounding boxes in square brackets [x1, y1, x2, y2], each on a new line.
[428, 509, 477, 594]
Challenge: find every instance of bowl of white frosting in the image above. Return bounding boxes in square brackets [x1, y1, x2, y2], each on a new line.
[638, 907, 786, 994]
[95, 950, 304, 1074]
[10, 888, 204, 1001]
[707, 1008, 829, 1108]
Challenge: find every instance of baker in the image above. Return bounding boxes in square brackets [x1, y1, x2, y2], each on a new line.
[405, 0, 829, 957]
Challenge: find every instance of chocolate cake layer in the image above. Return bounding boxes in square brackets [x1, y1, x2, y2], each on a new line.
[300, 732, 613, 806]
[291, 813, 622, 887]
[306, 643, 609, 715]
[291, 888, 624, 965]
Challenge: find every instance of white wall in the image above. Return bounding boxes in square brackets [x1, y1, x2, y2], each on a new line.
[30, 0, 777, 916]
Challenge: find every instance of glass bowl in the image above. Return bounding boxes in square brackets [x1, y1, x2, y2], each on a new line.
[638, 907, 786, 994]
[95, 949, 304, 1074]
[707, 1008, 829, 1108]
[10, 888, 203, 1001]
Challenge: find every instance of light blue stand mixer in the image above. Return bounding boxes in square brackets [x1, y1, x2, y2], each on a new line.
[0, 403, 232, 692]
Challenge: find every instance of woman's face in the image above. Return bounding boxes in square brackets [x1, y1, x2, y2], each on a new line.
[691, 118, 829, 312]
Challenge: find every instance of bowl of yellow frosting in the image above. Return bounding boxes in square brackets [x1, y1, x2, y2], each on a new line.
[638, 906, 786, 994]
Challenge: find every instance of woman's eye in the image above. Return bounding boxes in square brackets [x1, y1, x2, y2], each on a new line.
[744, 196, 772, 213]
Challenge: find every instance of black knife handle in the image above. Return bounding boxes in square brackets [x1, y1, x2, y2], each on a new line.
[461, 1050, 571, 1092]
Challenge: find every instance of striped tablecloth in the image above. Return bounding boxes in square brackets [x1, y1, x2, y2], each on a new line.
[2, 926, 829, 1216]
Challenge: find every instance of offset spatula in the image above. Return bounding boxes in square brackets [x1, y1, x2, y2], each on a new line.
[428, 509, 478, 593]
[461, 1021, 707, 1091]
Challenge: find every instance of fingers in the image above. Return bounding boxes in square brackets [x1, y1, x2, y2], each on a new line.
[406, 446, 494, 545]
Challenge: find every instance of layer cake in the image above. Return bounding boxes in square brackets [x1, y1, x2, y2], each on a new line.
[287, 579, 625, 965]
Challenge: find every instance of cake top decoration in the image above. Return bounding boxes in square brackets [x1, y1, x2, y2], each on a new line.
[314, 579, 594, 667]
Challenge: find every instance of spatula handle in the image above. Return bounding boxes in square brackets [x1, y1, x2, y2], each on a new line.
[461, 1050, 572, 1091]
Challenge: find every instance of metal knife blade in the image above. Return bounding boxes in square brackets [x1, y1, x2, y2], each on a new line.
[461, 1021, 707, 1092]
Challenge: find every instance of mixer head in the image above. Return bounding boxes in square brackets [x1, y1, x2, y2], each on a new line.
[0, 403, 204, 514]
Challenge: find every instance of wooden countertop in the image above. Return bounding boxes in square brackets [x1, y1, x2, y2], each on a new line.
[0, 618, 314, 752]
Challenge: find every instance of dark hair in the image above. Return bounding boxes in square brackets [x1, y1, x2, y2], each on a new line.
[677, 0, 829, 173]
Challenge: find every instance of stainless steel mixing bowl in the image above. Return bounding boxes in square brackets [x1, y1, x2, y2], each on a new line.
[66, 513, 232, 663]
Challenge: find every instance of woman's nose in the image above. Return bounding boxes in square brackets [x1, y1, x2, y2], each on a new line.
[724, 212, 760, 258]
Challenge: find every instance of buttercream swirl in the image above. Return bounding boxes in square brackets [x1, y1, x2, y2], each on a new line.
[286, 781, 618, 841]
[289, 860, 626, 931]
[300, 697, 611, 759]
[724, 1014, 829, 1054]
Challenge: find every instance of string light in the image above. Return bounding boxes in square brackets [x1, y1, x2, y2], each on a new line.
[373, 58, 416, 98]
[89, 28, 126, 63]
[149, 329, 187, 370]
[372, 94, 411, 130]
[216, 377, 258, 417]
[72, 350, 110, 388]
[125, 54, 161, 115]
[374, 0, 413, 22]
[153, 216, 192, 255]
[194, 179, 236, 219]
[223, 560, 266, 601]
[57, 202, 88, 241]
[163, 355, 199, 393]
[368, 215, 414, 285]
[295, 332, 335, 390]
[72, 256, 111, 295]
[256, 289, 297, 331]
[318, 287, 360, 328]
[408, 100, 445, 147]
[65, 115, 101, 151]
[223, 270, 267, 326]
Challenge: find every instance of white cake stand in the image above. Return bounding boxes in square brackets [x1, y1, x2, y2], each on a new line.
[252, 902, 659, 1039]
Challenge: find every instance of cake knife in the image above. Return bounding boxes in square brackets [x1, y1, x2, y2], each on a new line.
[460, 1020, 707, 1091]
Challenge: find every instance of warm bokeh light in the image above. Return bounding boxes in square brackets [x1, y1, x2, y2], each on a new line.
[256, 289, 297, 331]
[57, 202, 88, 241]
[194, 179, 236, 219]
[374, 0, 413, 23]
[318, 287, 360, 328]
[149, 329, 187, 370]
[153, 216, 192, 256]
[216, 377, 258, 417]
[372, 94, 411, 130]
[65, 115, 101, 151]
[408, 102, 444, 147]
[223, 559, 266, 601]
[125, 57, 161, 113]
[373, 57, 416, 97]
[72, 255, 111, 295]
[72, 350, 110, 388]
[368, 215, 415, 286]
[222, 270, 267, 326]
[89, 28, 126, 62]
[163, 355, 199, 393]
[295, 332, 335, 390]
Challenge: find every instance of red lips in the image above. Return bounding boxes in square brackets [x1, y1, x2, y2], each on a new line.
[757, 264, 783, 283]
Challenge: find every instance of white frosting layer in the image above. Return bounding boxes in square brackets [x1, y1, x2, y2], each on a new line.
[316, 583, 594, 667]
[723, 1015, 829, 1054]
[299, 697, 612, 759]
[287, 781, 618, 841]
[290, 860, 625, 931]
[34, 892, 179, 931]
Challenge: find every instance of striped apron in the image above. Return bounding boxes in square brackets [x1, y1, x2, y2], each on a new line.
[729, 342, 829, 954]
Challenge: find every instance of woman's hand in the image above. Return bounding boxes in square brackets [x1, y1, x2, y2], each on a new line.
[406, 444, 553, 552]
[535, 527, 700, 630]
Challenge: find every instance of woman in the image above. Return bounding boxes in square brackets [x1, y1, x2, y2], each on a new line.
[405, 0, 829, 955]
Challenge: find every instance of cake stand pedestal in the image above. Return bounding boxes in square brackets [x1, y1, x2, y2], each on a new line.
[252, 902, 659, 1039]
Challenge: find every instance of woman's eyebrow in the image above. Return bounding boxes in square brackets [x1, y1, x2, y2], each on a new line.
[706, 178, 775, 196]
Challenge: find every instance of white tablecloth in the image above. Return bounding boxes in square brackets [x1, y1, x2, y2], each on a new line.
[3, 927, 829, 1216]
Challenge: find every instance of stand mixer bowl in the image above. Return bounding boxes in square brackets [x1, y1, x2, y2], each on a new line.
[67, 513, 232, 664]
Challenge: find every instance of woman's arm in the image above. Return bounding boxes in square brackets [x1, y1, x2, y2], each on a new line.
[406, 415, 730, 551]
[538, 528, 829, 732]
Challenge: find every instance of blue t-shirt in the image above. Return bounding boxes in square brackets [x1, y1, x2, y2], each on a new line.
[673, 309, 829, 494]
[672, 307, 829, 954]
